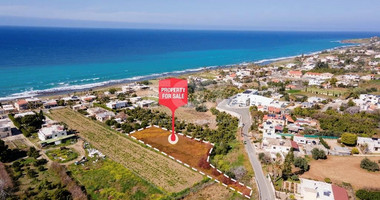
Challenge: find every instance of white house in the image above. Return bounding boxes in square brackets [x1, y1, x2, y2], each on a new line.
[353, 94, 380, 111]
[357, 137, 380, 153]
[106, 100, 128, 109]
[308, 79, 324, 86]
[2, 105, 15, 113]
[259, 121, 281, 139]
[262, 138, 292, 160]
[307, 96, 326, 103]
[129, 97, 142, 103]
[95, 111, 115, 122]
[0, 118, 12, 138]
[80, 95, 97, 102]
[38, 124, 67, 144]
[298, 178, 348, 200]
[293, 135, 319, 145]
[14, 111, 36, 118]
[136, 100, 155, 107]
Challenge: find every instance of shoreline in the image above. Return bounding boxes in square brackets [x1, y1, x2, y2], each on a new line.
[0, 42, 363, 102]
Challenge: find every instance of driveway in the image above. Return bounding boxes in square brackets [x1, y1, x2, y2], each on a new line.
[217, 99, 275, 200]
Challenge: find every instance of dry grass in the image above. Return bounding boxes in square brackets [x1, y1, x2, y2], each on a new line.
[49, 108, 202, 193]
[301, 156, 380, 190]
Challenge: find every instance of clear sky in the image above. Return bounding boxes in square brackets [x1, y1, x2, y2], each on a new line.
[0, 0, 379, 31]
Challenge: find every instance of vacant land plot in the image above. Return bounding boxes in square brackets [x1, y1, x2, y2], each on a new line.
[131, 128, 251, 196]
[69, 158, 164, 200]
[301, 156, 380, 190]
[49, 108, 202, 193]
[132, 127, 212, 166]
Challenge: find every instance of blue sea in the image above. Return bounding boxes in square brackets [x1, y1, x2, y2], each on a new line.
[0, 26, 378, 100]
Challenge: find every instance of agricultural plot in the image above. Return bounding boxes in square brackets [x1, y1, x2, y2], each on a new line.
[69, 158, 164, 200]
[49, 108, 202, 193]
[4, 136, 31, 150]
[131, 127, 252, 198]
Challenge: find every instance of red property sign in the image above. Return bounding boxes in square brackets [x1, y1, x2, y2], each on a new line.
[159, 78, 188, 144]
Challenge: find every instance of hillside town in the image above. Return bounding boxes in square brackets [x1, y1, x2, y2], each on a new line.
[1, 37, 380, 200]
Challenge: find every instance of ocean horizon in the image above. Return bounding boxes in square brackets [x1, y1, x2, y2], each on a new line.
[0, 26, 379, 100]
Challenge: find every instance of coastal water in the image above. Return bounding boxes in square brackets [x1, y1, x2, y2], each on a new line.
[0, 26, 378, 99]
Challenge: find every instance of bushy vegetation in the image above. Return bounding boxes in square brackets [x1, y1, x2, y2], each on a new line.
[313, 110, 379, 137]
[356, 189, 380, 200]
[292, 107, 317, 117]
[319, 137, 331, 149]
[360, 158, 379, 172]
[351, 147, 359, 154]
[4, 144, 78, 200]
[0, 139, 26, 162]
[8, 111, 45, 137]
[195, 104, 208, 112]
[341, 133, 358, 146]
[293, 157, 309, 172]
[311, 148, 327, 160]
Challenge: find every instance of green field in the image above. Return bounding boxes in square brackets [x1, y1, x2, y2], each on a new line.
[69, 158, 164, 200]
[46, 148, 78, 163]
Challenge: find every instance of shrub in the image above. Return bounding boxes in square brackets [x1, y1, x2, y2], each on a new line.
[311, 148, 327, 160]
[195, 105, 208, 112]
[319, 137, 331, 149]
[356, 189, 380, 200]
[291, 175, 299, 181]
[26, 169, 37, 178]
[351, 147, 359, 154]
[294, 157, 309, 172]
[108, 88, 117, 94]
[360, 158, 379, 172]
[341, 133, 357, 146]
[324, 177, 332, 183]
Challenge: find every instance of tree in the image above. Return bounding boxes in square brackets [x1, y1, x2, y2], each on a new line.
[319, 137, 330, 149]
[360, 158, 379, 172]
[27, 147, 40, 159]
[0, 139, 8, 162]
[341, 133, 357, 146]
[329, 77, 338, 86]
[351, 147, 359, 154]
[311, 148, 327, 160]
[356, 189, 380, 200]
[282, 150, 294, 180]
[294, 157, 309, 172]
[108, 88, 117, 94]
[52, 188, 73, 200]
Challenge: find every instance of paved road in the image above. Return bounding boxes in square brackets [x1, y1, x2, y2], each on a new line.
[217, 100, 275, 200]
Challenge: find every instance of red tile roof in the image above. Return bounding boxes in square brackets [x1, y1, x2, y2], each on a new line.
[275, 126, 283, 130]
[288, 70, 302, 76]
[332, 185, 349, 200]
[16, 99, 28, 105]
[291, 141, 299, 149]
[285, 115, 295, 123]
